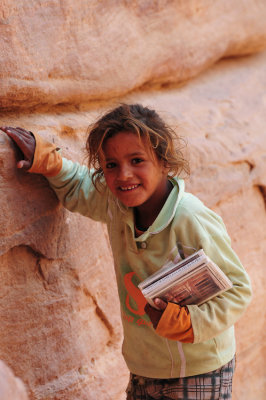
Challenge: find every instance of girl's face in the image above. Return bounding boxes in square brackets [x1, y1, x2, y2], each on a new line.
[101, 131, 169, 210]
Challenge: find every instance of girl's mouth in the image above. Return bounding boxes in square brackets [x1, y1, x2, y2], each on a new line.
[119, 184, 140, 191]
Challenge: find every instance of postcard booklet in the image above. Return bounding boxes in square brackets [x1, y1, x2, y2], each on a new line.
[138, 249, 233, 308]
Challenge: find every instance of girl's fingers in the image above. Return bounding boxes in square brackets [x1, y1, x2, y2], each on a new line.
[3, 127, 28, 149]
[0, 126, 9, 132]
[15, 127, 34, 139]
[6, 127, 32, 141]
[15, 127, 31, 133]
[17, 159, 31, 169]
[1, 126, 35, 166]
[154, 298, 168, 310]
[0, 126, 15, 136]
[1, 126, 32, 140]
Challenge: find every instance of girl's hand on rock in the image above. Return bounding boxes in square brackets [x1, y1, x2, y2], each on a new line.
[0, 126, 36, 170]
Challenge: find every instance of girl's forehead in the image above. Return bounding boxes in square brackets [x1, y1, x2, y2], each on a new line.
[101, 130, 157, 160]
[103, 131, 149, 153]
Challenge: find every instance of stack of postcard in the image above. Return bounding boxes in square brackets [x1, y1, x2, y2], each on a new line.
[138, 249, 233, 308]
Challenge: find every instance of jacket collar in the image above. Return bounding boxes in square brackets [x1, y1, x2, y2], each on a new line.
[120, 177, 185, 241]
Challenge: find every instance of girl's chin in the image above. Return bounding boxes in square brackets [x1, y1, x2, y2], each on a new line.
[116, 190, 144, 207]
[117, 195, 144, 208]
[119, 199, 141, 208]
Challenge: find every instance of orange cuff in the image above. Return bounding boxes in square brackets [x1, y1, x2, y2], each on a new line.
[155, 303, 194, 343]
[28, 132, 62, 177]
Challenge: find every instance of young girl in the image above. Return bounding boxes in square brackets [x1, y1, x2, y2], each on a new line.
[1, 104, 252, 399]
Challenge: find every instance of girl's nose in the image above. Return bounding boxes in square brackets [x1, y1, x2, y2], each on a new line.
[118, 164, 133, 180]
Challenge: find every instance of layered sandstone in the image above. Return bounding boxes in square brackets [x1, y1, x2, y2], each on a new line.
[0, 1, 266, 399]
[0, 135, 127, 399]
[0, 0, 266, 110]
[0, 50, 265, 399]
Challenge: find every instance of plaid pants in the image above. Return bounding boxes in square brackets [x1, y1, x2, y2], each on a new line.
[126, 357, 235, 400]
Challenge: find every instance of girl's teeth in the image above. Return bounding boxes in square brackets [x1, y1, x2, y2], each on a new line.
[120, 185, 138, 191]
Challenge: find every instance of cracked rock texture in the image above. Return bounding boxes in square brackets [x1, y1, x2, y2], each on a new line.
[0, 1, 266, 400]
[1, 0, 266, 110]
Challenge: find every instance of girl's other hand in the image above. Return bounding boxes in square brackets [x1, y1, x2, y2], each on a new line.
[153, 298, 168, 310]
[0, 126, 36, 170]
[144, 298, 168, 329]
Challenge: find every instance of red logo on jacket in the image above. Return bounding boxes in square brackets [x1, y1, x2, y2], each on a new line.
[124, 271, 147, 316]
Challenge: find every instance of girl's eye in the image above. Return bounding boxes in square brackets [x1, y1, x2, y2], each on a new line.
[132, 158, 143, 165]
[106, 162, 116, 169]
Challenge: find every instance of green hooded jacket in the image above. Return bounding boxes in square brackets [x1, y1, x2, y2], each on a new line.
[47, 157, 252, 378]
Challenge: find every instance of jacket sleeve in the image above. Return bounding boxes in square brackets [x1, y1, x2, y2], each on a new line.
[179, 205, 252, 344]
[28, 132, 109, 222]
[47, 158, 109, 222]
[28, 132, 63, 177]
[155, 303, 194, 343]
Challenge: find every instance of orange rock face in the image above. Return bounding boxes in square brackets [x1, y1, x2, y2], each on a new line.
[0, 1, 265, 400]
[0, 360, 28, 400]
[1, 50, 265, 399]
[1, 0, 266, 110]
[0, 142, 127, 399]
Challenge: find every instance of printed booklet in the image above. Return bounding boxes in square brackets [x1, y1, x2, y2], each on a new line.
[138, 249, 233, 308]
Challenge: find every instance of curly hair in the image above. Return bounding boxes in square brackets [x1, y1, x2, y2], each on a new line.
[86, 104, 189, 190]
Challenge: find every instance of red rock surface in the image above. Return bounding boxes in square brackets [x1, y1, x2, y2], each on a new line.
[0, 1, 265, 399]
[0, 360, 28, 400]
[0, 0, 266, 110]
[1, 51, 265, 399]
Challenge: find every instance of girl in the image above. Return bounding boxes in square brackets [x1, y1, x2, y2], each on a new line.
[1, 104, 252, 399]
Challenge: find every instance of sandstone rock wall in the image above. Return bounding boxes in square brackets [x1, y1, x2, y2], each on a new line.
[1, 50, 265, 399]
[0, 1, 266, 399]
[1, 0, 266, 110]
[0, 360, 28, 400]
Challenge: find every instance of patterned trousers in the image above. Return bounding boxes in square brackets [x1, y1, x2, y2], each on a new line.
[126, 357, 235, 400]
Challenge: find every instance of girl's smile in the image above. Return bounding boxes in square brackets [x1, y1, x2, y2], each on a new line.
[101, 131, 171, 226]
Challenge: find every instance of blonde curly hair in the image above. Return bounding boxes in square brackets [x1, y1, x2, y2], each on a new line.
[86, 104, 189, 190]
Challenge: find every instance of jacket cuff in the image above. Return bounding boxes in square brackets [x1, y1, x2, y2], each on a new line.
[155, 302, 194, 343]
[28, 132, 63, 177]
